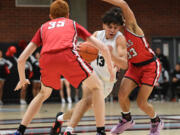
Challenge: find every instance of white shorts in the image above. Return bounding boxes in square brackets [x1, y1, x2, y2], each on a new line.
[102, 79, 114, 98]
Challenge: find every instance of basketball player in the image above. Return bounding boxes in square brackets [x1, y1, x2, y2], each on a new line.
[50, 7, 128, 135]
[13, 0, 115, 135]
[102, 0, 164, 135]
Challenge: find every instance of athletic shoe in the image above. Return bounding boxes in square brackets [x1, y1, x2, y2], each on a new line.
[50, 112, 64, 135]
[149, 121, 164, 135]
[67, 97, 72, 103]
[20, 99, 27, 105]
[14, 131, 22, 135]
[111, 118, 135, 134]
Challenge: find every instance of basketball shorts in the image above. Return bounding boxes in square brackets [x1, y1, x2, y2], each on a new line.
[39, 49, 93, 90]
[124, 59, 161, 86]
[94, 71, 115, 98]
[102, 80, 114, 98]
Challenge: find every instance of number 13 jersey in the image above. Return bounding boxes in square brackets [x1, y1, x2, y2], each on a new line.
[91, 30, 122, 82]
[124, 28, 155, 63]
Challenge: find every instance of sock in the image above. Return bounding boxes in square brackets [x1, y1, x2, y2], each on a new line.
[97, 127, 106, 135]
[65, 126, 74, 133]
[17, 124, 26, 135]
[121, 112, 132, 121]
[151, 115, 160, 123]
[57, 114, 64, 121]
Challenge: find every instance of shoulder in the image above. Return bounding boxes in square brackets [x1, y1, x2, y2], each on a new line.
[95, 30, 105, 37]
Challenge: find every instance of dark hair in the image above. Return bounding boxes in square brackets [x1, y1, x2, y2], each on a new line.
[102, 7, 124, 25]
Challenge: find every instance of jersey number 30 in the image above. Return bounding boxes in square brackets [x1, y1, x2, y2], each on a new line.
[48, 21, 65, 29]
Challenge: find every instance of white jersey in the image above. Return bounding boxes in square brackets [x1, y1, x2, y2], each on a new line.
[91, 30, 123, 98]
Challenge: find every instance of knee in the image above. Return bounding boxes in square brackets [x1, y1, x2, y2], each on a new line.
[38, 89, 51, 100]
[84, 96, 92, 107]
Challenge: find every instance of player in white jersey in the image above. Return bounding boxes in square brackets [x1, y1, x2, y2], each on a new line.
[50, 7, 128, 135]
[91, 30, 123, 98]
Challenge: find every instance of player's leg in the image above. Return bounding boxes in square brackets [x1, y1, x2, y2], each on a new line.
[50, 85, 92, 135]
[64, 79, 72, 103]
[0, 80, 5, 105]
[14, 83, 53, 135]
[111, 77, 137, 134]
[137, 85, 164, 135]
[20, 85, 27, 105]
[136, 85, 155, 117]
[32, 81, 40, 97]
[59, 79, 66, 103]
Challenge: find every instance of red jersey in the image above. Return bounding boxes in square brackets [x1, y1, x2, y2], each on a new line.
[31, 17, 91, 55]
[124, 28, 155, 63]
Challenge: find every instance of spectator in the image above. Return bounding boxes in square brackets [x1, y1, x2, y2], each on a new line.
[59, 77, 72, 104]
[155, 48, 170, 71]
[171, 63, 180, 101]
[0, 50, 12, 105]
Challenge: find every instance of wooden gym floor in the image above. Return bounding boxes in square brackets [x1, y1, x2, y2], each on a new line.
[0, 101, 180, 135]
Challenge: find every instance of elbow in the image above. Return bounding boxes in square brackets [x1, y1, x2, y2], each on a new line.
[17, 57, 25, 65]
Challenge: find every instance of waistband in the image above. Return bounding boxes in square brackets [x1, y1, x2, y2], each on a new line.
[132, 56, 157, 67]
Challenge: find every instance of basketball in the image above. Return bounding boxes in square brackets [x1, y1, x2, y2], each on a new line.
[78, 42, 99, 63]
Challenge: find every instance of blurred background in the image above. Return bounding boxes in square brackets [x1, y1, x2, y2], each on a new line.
[0, 0, 180, 105]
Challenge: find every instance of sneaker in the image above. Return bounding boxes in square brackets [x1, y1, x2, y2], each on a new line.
[14, 131, 22, 135]
[20, 99, 27, 105]
[61, 98, 66, 104]
[64, 131, 72, 135]
[50, 112, 64, 135]
[111, 118, 135, 134]
[67, 97, 72, 104]
[149, 121, 164, 135]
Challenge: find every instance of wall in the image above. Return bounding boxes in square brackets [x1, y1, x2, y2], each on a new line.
[0, 0, 87, 43]
[87, 0, 180, 42]
[1, 0, 179, 43]
[0, 0, 49, 43]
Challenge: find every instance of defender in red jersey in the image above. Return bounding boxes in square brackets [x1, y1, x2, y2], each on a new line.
[103, 0, 163, 135]
[14, 1, 114, 135]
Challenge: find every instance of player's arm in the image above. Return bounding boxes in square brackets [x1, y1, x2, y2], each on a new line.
[87, 36, 115, 82]
[102, 0, 144, 36]
[15, 28, 42, 90]
[110, 35, 128, 70]
[15, 42, 37, 90]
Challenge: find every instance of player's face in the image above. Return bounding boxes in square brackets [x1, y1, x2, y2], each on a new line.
[103, 23, 120, 39]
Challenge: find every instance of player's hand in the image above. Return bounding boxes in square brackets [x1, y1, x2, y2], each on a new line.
[14, 79, 30, 91]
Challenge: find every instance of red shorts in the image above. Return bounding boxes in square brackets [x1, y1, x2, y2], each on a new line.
[39, 49, 93, 90]
[124, 59, 161, 86]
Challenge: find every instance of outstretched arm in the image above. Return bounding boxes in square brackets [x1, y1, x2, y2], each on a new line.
[102, 0, 144, 36]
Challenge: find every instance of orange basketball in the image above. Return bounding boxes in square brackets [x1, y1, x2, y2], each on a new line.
[78, 42, 99, 63]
